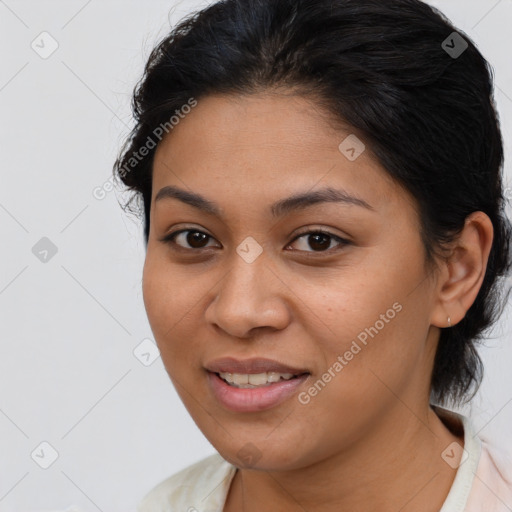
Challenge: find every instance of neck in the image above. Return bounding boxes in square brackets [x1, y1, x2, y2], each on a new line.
[224, 404, 463, 512]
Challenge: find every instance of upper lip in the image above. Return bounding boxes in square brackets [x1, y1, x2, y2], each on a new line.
[205, 357, 309, 375]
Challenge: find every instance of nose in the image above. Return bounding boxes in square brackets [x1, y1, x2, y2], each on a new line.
[204, 249, 292, 338]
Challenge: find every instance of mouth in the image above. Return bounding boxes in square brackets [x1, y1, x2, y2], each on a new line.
[204, 357, 311, 412]
[205, 356, 309, 376]
[215, 370, 308, 389]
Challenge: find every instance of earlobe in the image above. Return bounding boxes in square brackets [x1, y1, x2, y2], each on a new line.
[431, 211, 494, 328]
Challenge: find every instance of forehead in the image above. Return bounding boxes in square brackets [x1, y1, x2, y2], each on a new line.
[154, 92, 352, 164]
[151, 92, 410, 214]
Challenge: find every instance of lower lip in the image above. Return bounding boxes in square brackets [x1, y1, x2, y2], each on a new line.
[207, 371, 309, 413]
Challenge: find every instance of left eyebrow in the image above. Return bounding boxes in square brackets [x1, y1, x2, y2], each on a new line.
[270, 187, 374, 217]
[154, 185, 374, 219]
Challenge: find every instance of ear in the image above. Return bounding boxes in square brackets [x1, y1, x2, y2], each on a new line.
[430, 211, 494, 328]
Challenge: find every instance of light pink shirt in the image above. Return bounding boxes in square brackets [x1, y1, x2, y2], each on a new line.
[138, 409, 512, 511]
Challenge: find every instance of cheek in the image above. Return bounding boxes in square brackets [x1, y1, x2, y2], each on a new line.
[297, 247, 428, 392]
[142, 256, 189, 352]
[295, 266, 403, 351]
[141, 254, 214, 371]
[142, 250, 200, 325]
[142, 257, 173, 333]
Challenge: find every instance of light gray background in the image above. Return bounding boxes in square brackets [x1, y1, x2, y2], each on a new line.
[1, 1, 511, 511]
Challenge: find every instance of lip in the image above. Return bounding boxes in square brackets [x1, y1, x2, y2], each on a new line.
[204, 357, 309, 375]
[207, 371, 310, 412]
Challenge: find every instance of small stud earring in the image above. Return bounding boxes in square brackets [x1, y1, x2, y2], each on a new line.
[447, 316, 452, 327]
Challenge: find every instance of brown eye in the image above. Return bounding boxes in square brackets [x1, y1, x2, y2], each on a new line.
[161, 229, 219, 250]
[288, 230, 349, 253]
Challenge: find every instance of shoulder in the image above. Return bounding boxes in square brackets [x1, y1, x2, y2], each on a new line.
[434, 406, 512, 512]
[466, 438, 512, 512]
[137, 452, 237, 512]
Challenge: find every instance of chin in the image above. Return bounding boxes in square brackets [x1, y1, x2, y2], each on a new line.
[214, 438, 308, 471]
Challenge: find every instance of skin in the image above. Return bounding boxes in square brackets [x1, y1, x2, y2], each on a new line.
[142, 92, 494, 512]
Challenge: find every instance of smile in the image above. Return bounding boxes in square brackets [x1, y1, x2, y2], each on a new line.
[218, 371, 299, 388]
[207, 370, 310, 412]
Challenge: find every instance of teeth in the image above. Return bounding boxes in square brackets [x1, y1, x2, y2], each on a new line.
[248, 373, 267, 385]
[218, 371, 297, 388]
[232, 374, 249, 385]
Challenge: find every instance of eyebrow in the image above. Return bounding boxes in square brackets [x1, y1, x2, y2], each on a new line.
[154, 185, 374, 218]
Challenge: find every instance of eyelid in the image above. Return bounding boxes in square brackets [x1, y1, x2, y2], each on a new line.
[291, 225, 350, 241]
[158, 227, 220, 249]
[287, 228, 350, 253]
[159, 225, 350, 253]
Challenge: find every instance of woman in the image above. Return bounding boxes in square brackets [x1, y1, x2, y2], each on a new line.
[114, 0, 512, 510]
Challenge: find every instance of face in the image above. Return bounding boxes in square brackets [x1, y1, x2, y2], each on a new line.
[142, 92, 440, 471]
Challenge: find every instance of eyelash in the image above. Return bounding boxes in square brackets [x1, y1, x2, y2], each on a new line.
[159, 227, 350, 255]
